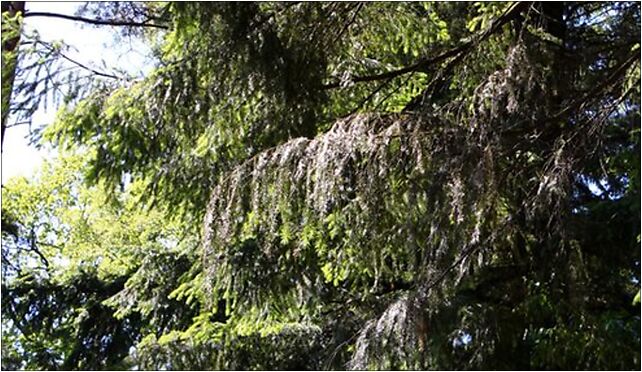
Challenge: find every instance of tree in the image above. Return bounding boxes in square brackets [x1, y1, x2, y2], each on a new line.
[0, 1, 169, 153]
[2, 2, 640, 370]
[1, 153, 200, 370]
[1, 1, 25, 150]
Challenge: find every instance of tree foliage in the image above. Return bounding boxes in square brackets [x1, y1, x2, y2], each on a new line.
[2, 1, 640, 370]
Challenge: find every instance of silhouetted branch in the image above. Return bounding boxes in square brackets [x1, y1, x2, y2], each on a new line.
[23, 11, 168, 29]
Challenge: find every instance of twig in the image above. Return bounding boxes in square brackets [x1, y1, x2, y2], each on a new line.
[550, 49, 640, 121]
[336, 2, 364, 41]
[347, 76, 395, 116]
[325, 328, 361, 370]
[4, 120, 30, 128]
[418, 221, 509, 295]
[374, 72, 417, 112]
[35, 40, 127, 81]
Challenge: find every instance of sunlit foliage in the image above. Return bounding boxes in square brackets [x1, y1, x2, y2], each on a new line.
[2, 2, 640, 370]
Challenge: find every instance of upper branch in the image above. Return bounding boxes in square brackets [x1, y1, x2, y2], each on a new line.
[321, 1, 531, 90]
[23, 11, 169, 29]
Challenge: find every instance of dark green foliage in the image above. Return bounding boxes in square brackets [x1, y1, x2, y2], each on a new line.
[2, 1, 640, 370]
[2, 271, 140, 370]
[106, 250, 201, 335]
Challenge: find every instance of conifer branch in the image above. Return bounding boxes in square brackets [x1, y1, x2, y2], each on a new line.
[551, 48, 640, 120]
[321, 2, 531, 90]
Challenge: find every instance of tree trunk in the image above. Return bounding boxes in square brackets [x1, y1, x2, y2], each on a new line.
[1, 1, 25, 152]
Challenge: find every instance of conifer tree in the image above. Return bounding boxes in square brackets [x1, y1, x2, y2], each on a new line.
[2, 2, 640, 370]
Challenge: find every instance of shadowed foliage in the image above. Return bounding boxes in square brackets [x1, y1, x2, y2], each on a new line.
[2, 1, 640, 370]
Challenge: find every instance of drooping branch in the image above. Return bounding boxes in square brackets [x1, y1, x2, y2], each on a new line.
[203, 108, 510, 316]
[202, 37, 625, 368]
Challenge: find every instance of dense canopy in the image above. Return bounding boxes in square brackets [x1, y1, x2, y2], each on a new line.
[1, 1, 640, 370]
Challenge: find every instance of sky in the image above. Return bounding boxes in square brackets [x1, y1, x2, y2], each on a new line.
[1, 2, 152, 184]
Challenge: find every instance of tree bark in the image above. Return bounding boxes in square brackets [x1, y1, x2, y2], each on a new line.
[1, 1, 25, 153]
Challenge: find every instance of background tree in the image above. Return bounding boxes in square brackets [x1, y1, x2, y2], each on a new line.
[2, 1, 640, 370]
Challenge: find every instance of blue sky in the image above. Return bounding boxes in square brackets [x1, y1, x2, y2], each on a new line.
[2, 2, 151, 183]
